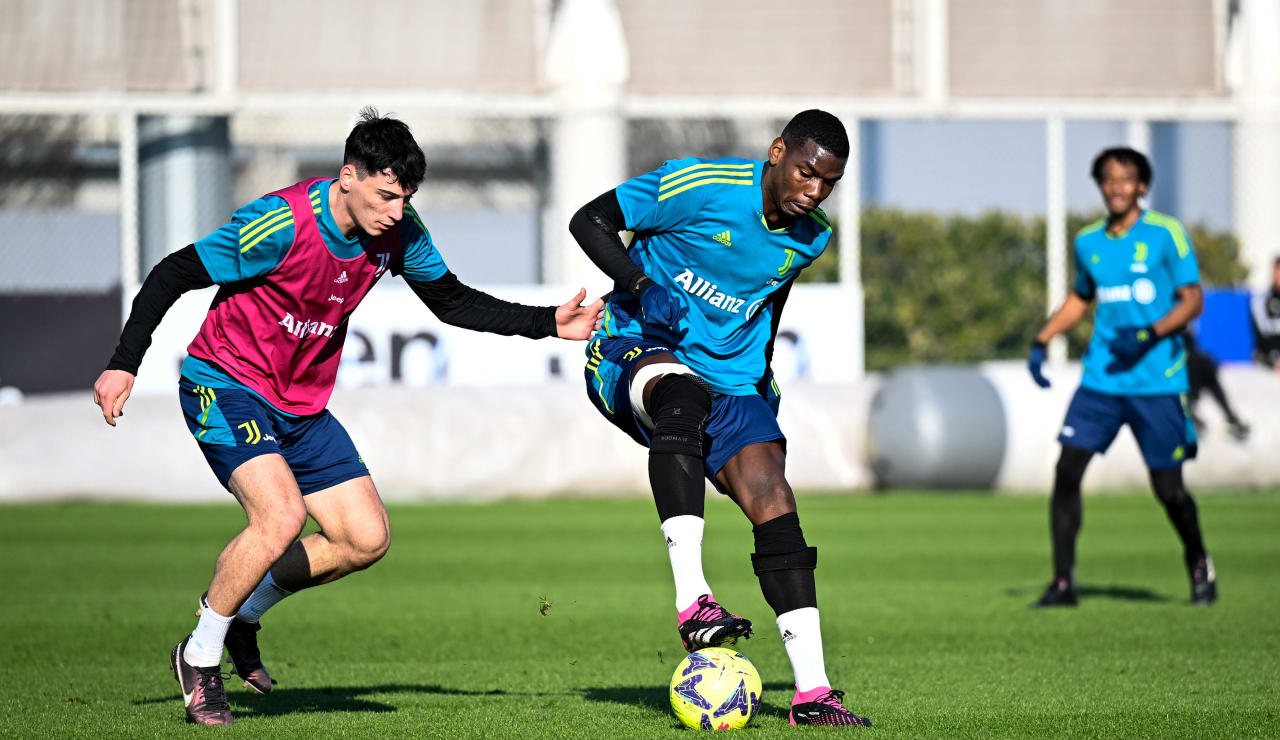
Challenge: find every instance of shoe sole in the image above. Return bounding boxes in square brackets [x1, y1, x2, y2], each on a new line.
[789, 710, 873, 727]
[237, 671, 272, 694]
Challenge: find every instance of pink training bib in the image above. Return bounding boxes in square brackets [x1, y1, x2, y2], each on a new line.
[187, 177, 402, 415]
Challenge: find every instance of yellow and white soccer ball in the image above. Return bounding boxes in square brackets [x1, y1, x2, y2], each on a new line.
[669, 647, 762, 731]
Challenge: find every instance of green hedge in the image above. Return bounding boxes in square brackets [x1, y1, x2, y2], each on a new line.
[800, 209, 1247, 371]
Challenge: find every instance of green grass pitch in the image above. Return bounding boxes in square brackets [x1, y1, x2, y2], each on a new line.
[1, 491, 1277, 738]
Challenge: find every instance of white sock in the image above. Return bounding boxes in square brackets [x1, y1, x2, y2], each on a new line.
[184, 603, 233, 667]
[661, 515, 712, 612]
[236, 571, 293, 624]
[777, 607, 831, 692]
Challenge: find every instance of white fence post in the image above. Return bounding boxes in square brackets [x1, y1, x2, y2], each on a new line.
[118, 110, 140, 319]
[838, 115, 865, 377]
[1045, 116, 1068, 363]
[1232, 0, 1280, 288]
[544, 0, 628, 289]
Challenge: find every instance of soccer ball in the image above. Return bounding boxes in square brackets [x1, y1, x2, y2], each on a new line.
[669, 647, 762, 731]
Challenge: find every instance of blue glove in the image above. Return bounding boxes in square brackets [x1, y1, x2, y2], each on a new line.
[1106, 325, 1159, 373]
[1028, 340, 1051, 388]
[638, 282, 688, 333]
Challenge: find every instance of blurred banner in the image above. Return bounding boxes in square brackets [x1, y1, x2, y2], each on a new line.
[130, 284, 863, 392]
[5, 363, 1277, 502]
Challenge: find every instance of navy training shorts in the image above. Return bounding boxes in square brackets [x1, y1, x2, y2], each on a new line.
[1058, 385, 1197, 470]
[178, 377, 369, 494]
[584, 337, 784, 486]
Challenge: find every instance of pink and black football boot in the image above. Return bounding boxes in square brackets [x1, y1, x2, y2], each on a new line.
[677, 594, 753, 652]
[170, 636, 233, 726]
[790, 687, 872, 727]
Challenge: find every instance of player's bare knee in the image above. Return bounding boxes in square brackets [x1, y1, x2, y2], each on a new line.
[647, 373, 713, 457]
[250, 503, 307, 558]
[734, 474, 794, 522]
[347, 526, 390, 570]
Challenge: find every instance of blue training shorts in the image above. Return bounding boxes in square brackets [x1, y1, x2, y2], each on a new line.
[178, 377, 369, 494]
[1059, 386, 1198, 470]
[584, 337, 784, 484]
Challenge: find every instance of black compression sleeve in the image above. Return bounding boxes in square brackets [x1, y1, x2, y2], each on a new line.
[405, 271, 558, 339]
[106, 245, 214, 374]
[568, 189, 651, 296]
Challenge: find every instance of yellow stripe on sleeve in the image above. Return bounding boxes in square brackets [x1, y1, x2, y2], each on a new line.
[657, 177, 754, 203]
[239, 205, 291, 235]
[809, 208, 832, 232]
[659, 161, 754, 183]
[1076, 218, 1106, 239]
[240, 219, 293, 254]
[1142, 212, 1192, 258]
[659, 169, 756, 193]
[240, 211, 292, 246]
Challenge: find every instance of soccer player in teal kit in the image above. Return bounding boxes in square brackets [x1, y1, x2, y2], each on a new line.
[1027, 147, 1216, 607]
[569, 110, 870, 727]
[92, 109, 602, 725]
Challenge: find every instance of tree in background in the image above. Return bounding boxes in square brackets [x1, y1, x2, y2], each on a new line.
[800, 209, 1248, 371]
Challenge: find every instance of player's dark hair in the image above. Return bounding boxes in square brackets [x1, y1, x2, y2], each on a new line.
[344, 107, 426, 190]
[780, 109, 849, 160]
[1091, 146, 1152, 185]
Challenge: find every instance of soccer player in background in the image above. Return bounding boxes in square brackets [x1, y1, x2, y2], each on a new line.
[569, 109, 871, 727]
[92, 109, 602, 726]
[1026, 147, 1216, 608]
[1183, 329, 1249, 442]
[1250, 255, 1280, 371]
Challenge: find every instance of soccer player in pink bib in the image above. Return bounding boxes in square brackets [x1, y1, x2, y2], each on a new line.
[92, 109, 602, 726]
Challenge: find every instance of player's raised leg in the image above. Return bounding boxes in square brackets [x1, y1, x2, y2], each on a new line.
[632, 355, 753, 651]
[718, 442, 870, 727]
[221, 474, 391, 691]
[174, 454, 307, 725]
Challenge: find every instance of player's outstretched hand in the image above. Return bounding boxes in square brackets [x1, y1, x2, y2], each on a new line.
[1027, 340, 1051, 388]
[639, 283, 688, 333]
[555, 288, 605, 340]
[1106, 325, 1158, 373]
[93, 369, 136, 427]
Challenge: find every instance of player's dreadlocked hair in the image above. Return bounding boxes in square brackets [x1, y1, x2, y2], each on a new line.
[344, 106, 427, 190]
[1091, 146, 1152, 185]
[780, 109, 849, 159]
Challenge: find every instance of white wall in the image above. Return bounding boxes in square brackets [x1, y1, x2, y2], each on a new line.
[5, 362, 1277, 502]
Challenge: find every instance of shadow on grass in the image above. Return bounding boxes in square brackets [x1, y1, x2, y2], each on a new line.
[136, 683, 576, 717]
[1006, 583, 1171, 604]
[581, 681, 796, 723]
[138, 680, 799, 720]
